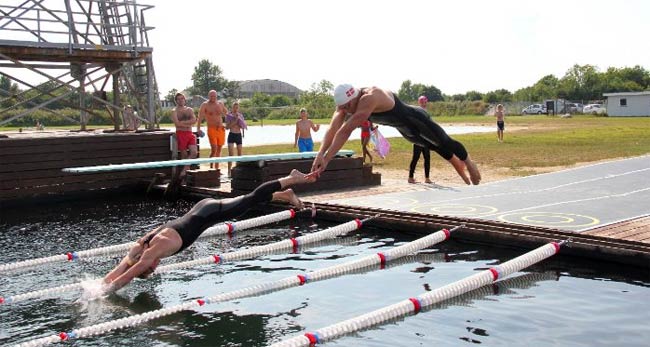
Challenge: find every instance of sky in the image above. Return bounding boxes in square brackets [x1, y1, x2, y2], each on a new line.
[144, 0, 650, 96]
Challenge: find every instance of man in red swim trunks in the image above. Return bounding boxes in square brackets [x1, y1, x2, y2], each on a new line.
[172, 92, 197, 179]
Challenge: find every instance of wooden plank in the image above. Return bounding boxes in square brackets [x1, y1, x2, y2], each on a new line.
[0, 132, 171, 148]
[0, 154, 172, 173]
[0, 168, 164, 190]
[0, 138, 170, 156]
[231, 168, 367, 191]
[0, 160, 172, 181]
[0, 147, 171, 164]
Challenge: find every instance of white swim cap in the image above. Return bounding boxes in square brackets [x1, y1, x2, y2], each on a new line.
[334, 84, 359, 106]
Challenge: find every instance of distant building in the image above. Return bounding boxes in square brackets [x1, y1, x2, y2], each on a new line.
[236, 79, 302, 99]
[603, 91, 650, 116]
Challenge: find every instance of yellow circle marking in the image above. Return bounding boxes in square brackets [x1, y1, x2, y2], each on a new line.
[498, 212, 599, 228]
[338, 196, 419, 208]
[412, 204, 498, 217]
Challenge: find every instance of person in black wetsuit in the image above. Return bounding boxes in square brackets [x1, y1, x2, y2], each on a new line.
[311, 84, 481, 185]
[102, 169, 315, 292]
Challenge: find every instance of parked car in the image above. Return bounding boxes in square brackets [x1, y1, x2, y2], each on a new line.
[568, 103, 584, 113]
[583, 104, 606, 115]
[522, 104, 547, 114]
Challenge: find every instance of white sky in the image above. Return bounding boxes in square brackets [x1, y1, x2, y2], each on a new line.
[4, 0, 648, 97]
[146, 0, 650, 96]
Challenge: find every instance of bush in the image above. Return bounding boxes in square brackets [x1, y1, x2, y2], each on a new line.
[427, 100, 489, 116]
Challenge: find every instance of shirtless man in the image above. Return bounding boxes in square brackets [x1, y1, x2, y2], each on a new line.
[103, 169, 315, 293]
[311, 84, 481, 185]
[197, 90, 228, 170]
[171, 93, 197, 178]
[294, 108, 320, 152]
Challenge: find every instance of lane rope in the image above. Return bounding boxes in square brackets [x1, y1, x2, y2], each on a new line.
[0, 209, 298, 274]
[12, 225, 458, 347]
[270, 240, 565, 347]
[1, 216, 372, 306]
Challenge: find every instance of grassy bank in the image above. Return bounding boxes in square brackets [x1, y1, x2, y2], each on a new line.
[205, 115, 650, 177]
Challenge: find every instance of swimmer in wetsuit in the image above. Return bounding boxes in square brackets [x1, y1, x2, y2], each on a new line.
[102, 169, 315, 293]
[311, 84, 481, 185]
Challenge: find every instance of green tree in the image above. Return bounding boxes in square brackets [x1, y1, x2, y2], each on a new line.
[421, 85, 444, 102]
[270, 94, 292, 107]
[465, 90, 483, 101]
[0, 75, 20, 108]
[397, 80, 415, 102]
[190, 59, 231, 97]
[165, 88, 178, 103]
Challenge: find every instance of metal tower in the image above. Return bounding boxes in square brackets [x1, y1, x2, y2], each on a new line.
[0, 0, 158, 130]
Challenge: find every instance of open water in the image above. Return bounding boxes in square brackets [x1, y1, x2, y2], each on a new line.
[1, 194, 648, 346]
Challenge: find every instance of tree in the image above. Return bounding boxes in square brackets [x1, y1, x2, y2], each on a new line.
[165, 88, 178, 103]
[465, 90, 483, 101]
[190, 59, 231, 97]
[270, 94, 292, 107]
[421, 85, 444, 102]
[397, 80, 415, 102]
[0, 75, 20, 108]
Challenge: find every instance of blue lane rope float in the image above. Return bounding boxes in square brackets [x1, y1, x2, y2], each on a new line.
[0, 209, 298, 275]
[1, 216, 372, 306]
[61, 150, 354, 173]
[12, 225, 458, 347]
[270, 240, 566, 347]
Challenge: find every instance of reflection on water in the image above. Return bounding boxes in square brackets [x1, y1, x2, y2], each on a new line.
[1, 195, 649, 347]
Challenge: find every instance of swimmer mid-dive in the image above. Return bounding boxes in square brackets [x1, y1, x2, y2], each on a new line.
[311, 84, 481, 185]
[102, 169, 315, 293]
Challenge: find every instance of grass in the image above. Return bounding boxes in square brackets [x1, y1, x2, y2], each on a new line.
[200, 115, 650, 176]
[3, 115, 649, 177]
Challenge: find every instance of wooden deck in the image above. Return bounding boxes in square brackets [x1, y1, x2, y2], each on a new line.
[583, 216, 650, 243]
[0, 130, 172, 202]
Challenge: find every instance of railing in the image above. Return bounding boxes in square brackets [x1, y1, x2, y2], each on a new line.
[0, 0, 155, 53]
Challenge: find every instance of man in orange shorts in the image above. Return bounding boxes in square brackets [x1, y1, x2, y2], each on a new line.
[171, 93, 198, 180]
[197, 90, 228, 170]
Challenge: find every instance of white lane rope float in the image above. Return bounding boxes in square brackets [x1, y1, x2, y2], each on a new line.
[11, 225, 459, 347]
[1, 215, 370, 306]
[270, 240, 566, 347]
[61, 150, 354, 173]
[0, 209, 300, 275]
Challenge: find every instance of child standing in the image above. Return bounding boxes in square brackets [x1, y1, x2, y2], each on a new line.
[495, 104, 505, 142]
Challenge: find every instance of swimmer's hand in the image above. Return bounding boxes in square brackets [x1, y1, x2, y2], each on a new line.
[310, 154, 329, 177]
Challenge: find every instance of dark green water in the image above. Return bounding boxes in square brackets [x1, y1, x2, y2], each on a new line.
[1, 194, 648, 346]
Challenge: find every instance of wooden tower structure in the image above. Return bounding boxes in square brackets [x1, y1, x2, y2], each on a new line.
[0, 0, 158, 130]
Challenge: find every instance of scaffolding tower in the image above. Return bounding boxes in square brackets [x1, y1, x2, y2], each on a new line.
[0, 0, 158, 130]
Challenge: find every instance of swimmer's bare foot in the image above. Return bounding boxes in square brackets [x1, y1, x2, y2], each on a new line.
[465, 157, 481, 185]
[289, 169, 316, 184]
[449, 156, 471, 185]
[408, 177, 417, 184]
[425, 178, 433, 184]
[273, 189, 304, 209]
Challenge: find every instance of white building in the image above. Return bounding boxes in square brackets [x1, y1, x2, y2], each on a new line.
[603, 91, 650, 116]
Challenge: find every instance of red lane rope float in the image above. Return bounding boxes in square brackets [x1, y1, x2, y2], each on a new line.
[0, 209, 298, 274]
[3, 217, 371, 306]
[14, 224, 457, 347]
[271, 240, 564, 347]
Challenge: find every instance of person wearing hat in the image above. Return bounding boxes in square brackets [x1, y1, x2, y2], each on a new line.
[294, 107, 320, 152]
[311, 85, 481, 185]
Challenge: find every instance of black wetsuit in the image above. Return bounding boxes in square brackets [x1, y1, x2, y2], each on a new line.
[164, 180, 282, 253]
[367, 91, 468, 161]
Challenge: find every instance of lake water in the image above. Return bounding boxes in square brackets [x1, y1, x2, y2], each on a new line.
[1, 195, 648, 346]
[186, 124, 493, 148]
